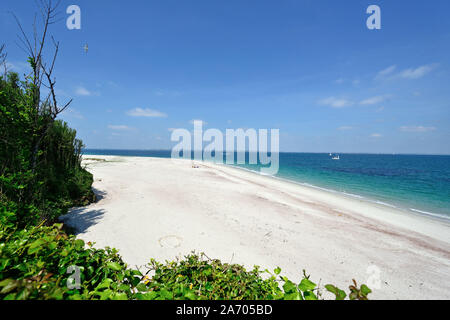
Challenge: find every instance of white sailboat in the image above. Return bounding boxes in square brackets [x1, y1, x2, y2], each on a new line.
[332, 155, 340, 160]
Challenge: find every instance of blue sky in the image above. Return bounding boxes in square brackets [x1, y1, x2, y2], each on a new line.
[2, 0, 450, 154]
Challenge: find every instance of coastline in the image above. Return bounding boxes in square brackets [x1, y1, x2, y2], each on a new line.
[61, 155, 450, 299]
[211, 161, 450, 242]
[228, 163, 450, 224]
[83, 150, 450, 221]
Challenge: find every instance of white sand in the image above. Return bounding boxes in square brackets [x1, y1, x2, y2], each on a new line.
[60, 155, 450, 299]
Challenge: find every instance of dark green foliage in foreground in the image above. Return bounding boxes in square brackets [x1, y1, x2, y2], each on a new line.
[137, 253, 371, 300]
[140, 254, 283, 300]
[0, 221, 135, 300]
[0, 71, 94, 227]
[0, 211, 371, 300]
[0, 57, 371, 300]
[0, 208, 371, 300]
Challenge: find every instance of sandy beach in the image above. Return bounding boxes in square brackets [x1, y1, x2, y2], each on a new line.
[60, 155, 450, 300]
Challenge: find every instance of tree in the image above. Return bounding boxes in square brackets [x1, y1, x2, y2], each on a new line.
[13, 0, 72, 172]
[0, 0, 93, 226]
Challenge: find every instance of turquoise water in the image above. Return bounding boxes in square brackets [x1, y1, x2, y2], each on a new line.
[84, 150, 450, 220]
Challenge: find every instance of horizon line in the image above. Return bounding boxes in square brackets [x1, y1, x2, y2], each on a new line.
[82, 148, 450, 156]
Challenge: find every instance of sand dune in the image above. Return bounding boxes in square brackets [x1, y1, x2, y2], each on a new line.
[60, 155, 450, 299]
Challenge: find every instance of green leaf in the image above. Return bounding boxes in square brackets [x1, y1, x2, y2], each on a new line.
[137, 291, 158, 300]
[118, 284, 130, 292]
[284, 291, 302, 300]
[27, 239, 45, 254]
[97, 289, 114, 300]
[48, 242, 58, 250]
[325, 284, 346, 300]
[361, 284, 372, 296]
[136, 283, 148, 292]
[96, 278, 113, 290]
[112, 292, 128, 300]
[107, 262, 122, 271]
[282, 280, 297, 294]
[274, 267, 281, 275]
[184, 290, 197, 300]
[304, 291, 318, 300]
[159, 288, 173, 300]
[131, 270, 143, 276]
[0, 279, 18, 294]
[50, 288, 64, 300]
[298, 278, 316, 292]
[74, 239, 85, 249]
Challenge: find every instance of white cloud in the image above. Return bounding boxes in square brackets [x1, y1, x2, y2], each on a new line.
[335, 78, 344, 84]
[127, 108, 167, 118]
[108, 125, 134, 131]
[398, 64, 437, 79]
[400, 126, 436, 132]
[318, 97, 354, 108]
[375, 64, 437, 81]
[370, 133, 382, 138]
[360, 95, 391, 105]
[376, 65, 397, 79]
[75, 86, 93, 96]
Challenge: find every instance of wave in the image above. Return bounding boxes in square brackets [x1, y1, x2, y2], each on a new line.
[409, 208, 450, 221]
[227, 164, 450, 222]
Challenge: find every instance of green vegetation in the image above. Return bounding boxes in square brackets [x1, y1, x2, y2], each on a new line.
[0, 211, 371, 300]
[0, 1, 371, 300]
[0, 69, 94, 227]
[138, 253, 371, 300]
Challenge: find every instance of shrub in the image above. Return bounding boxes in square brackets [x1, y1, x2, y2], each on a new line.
[0, 221, 140, 300]
[0, 215, 371, 300]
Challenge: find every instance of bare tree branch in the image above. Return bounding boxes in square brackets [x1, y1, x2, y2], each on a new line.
[0, 44, 7, 76]
[12, 0, 72, 171]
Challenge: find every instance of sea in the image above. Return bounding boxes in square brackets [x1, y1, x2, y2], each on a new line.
[83, 149, 450, 221]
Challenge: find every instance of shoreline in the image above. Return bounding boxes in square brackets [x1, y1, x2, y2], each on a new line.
[62, 155, 450, 299]
[207, 160, 450, 243]
[84, 152, 450, 223]
[227, 163, 450, 224]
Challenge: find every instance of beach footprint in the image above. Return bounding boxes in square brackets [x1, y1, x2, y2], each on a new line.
[158, 235, 183, 248]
